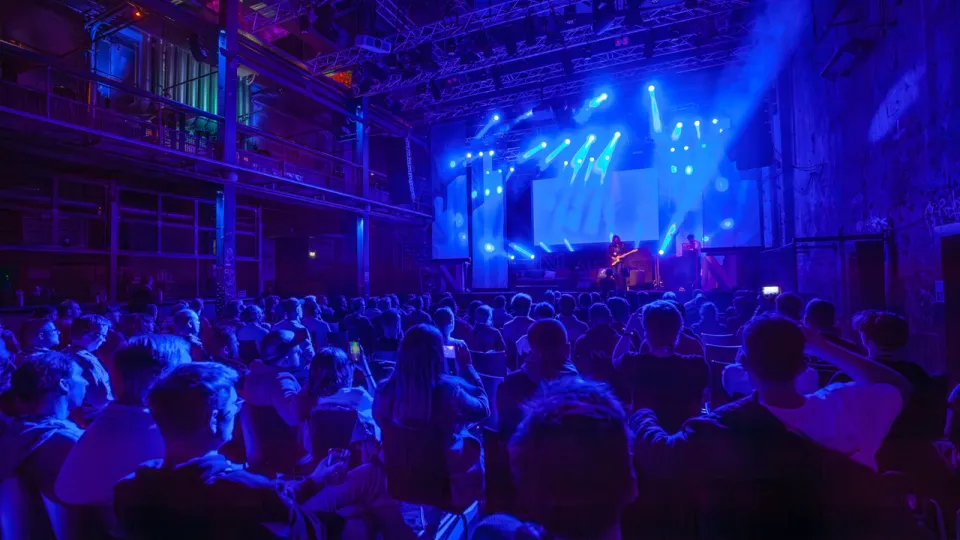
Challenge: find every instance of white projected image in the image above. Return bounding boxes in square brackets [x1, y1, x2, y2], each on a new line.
[532, 169, 659, 245]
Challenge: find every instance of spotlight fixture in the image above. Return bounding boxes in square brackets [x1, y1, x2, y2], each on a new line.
[498, 168, 503, 173]
[683, 146, 689, 151]
[605, 155, 611, 160]
[564, 138, 571, 144]
[479, 151, 485, 156]
[577, 159, 583, 164]
[701, 143, 707, 148]
[493, 114, 500, 121]
[589, 157, 595, 162]
[719, 128, 724, 133]
[694, 120, 700, 126]
[588, 134, 596, 141]
[676, 122, 683, 128]
[467, 152, 472, 158]
[685, 165, 694, 175]
[485, 188, 491, 195]
[647, 85, 655, 92]
[496, 186, 503, 194]
[563, 160, 569, 166]
[670, 147, 675, 152]
[712, 118, 719, 124]
[658, 250, 665, 255]
[614, 131, 621, 138]
[449, 160, 456, 167]
[541, 142, 548, 148]
[489, 150, 495, 156]
[509, 167, 515, 172]
[670, 165, 678, 173]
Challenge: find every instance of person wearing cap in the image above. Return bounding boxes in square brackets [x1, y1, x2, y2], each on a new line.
[272, 298, 315, 363]
[241, 328, 313, 476]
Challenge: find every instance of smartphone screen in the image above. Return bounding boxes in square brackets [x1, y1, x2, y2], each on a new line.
[762, 286, 780, 296]
[349, 341, 361, 362]
[443, 345, 456, 359]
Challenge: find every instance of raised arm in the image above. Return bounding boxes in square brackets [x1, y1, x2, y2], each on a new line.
[805, 329, 912, 399]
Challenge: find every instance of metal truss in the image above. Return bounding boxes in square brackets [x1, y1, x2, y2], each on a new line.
[245, 0, 329, 33]
[359, 0, 751, 96]
[306, 0, 584, 73]
[404, 22, 751, 110]
[376, 0, 416, 32]
[422, 44, 750, 123]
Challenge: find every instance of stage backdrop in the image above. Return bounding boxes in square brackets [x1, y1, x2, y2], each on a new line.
[531, 169, 660, 246]
[430, 119, 470, 260]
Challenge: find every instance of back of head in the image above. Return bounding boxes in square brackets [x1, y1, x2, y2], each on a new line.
[661, 291, 677, 301]
[391, 324, 446, 424]
[222, 300, 244, 320]
[239, 305, 263, 324]
[588, 303, 612, 327]
[494, 295, 507, 309]
[853, 310, 908, 352]
[509, 379, 635, 539]
[543, 291, 556, 305]
[606, 297, 629, 323]
[308, 347, 353, 399]
[70, 314, 110, 343]
[280, 298, 301, 319]
[377, 298, 390, 312]
[432, 307, 455, 332]
[188, 298, 204, 314]
[380, 308, 402, 332]
[578, 293, 591, 308]
[641, 301, 683, 351]
[467, 300, 483, 321]
[58, 300, 80, 319]
[775, 292, 804, 321]
[302, 300, 320, 319]
[803, 299, 836, 331]
[119, 313, 155, 337]
[475, 305, 493, 325]
[33, 306, 57, 321]
[10, 351, 76, 409]
[532, 302, 556, 321]
[699, 302, 718, 322]
[147, 362, 238, 440]
[734, 295, 752, 314]
[351, 297, 365, 313]
[590, 292, 602, 304]
[741, 314, 807, 384]
[117, 334, 192, 405]
[558, 294, 577, 316]
[410, 296, 423, 311]
[527, 319, 569, 373]
[173, 309, 198, 334]
[208, 325, 239, 360]
[511, 293, 533, 318]
[625, 291, 639, 313]
[438, 296, 458, 315]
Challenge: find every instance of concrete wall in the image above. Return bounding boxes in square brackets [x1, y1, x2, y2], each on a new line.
[784, 0, 958, 373]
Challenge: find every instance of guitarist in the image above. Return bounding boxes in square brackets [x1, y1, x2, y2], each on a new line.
[607, 235, 631, 292]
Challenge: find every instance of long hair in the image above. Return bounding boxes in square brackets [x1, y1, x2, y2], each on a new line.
[386, 324, 445, 424]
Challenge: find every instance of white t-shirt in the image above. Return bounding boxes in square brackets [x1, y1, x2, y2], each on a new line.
[723, 364, 820, 397]
[764, 382, 902, 470]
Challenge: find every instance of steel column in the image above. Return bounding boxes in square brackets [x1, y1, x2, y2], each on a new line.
[216, 0, 239, 315]
[357, 97, 370, 296]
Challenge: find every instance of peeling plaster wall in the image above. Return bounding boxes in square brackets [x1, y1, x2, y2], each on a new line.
[786, 0, 958, 373]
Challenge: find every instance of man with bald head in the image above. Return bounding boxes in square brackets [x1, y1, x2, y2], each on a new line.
[497, 319, 579, 437]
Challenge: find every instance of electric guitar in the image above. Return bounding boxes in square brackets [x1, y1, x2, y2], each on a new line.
[611, 248, 638, 266]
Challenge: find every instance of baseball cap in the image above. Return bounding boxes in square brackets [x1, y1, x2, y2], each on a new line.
[259, 328, 308, 363]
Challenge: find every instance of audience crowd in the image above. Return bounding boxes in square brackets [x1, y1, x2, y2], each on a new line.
[0, 285, 953, 540]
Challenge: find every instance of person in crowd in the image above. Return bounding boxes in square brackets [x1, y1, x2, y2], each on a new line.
[206, 325, 246, 374]
[725, 295, 753, 335]
[557, 294, 589, 344]
[113, 362, 343, 539]
[56, 300, 82, 338]
[306, 347, 379, 457]
[18, 317, 62, 363]
[847, 310, 947, 473]
[55, 335, 190, 526]
[341, 297, 375, 352]
[492, 295, 513, 329]
[373, 324, 489, 506]
[438, 297, 472, 341]
[571, 303, 625, 399]
[613, 301, 709, 429]
[0, 350, 13, 416]
[301, 299, 331, 348]
[363, 298, 383, 320]
[631, 314, 923, 539]
[501, 293, 535, 350]
[776, 291, 804, 321]
[433, 307, 470, 374]
[803, 298, 839, 335]
[663, 300, 707, 358]
[599, 268, 617, 297]
[62, 314, 114, 426]
[467, 305, 506, 353]
[118, 312, 155, 339]
[606, 296, 630, 334]
[217, 300, 245, 330]
[723, 346, 821, 400]
[515, 302, 556, 356]
[188, 297, 214, 342]
[691, 302, 728, 335]
[497, 320, 579, 438]
[263, 295, 280, 324]
[242, 328, 312, 476]
[128, 276, 156, 313]
[0, 317, 21, 356]
[273, 298, 316, 364]
[575, 293, 591, 323]
[32, 305, 59, 323]
[683, 291, 705, 322]
[0, 352, 87, 538]
[173, 308, 209, 362]
[403, 296, 433, 330]
[476, 379, 637, 540]
[373, 308, 403, 354]
[465, 300, 482, 326]
[238, 305, 270, 347]
[316, 295, 336, 322]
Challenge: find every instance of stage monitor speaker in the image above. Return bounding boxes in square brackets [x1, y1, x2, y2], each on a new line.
[850, 241, 885, 312]
[382, 137, 413, 204]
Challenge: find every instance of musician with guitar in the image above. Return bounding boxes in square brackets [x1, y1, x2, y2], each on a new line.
[607, 235, 638, 292]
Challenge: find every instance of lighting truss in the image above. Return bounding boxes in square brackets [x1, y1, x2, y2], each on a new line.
[245, 0, 329, 33]
[422, 45, 750, 124]
[358, 0, 751, 96]
[375, 0, 416, 32]
[306, 0, 584, 73]
[404, 23, 751, 110]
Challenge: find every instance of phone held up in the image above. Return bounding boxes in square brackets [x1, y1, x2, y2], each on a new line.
[349, 341, 361, 363]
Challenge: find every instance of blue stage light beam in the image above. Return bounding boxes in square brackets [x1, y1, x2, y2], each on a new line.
[671, 122, 683, 141]
[539, 242, 553, 253]
[474, 113, 501, 139]
[544, 138, 572, 165]
[649, 87, 662, 134]
[522, 140, 549, 160]
[694, 120, 702, 140]
[568, 135, 597, 184]
[508, 243, 535, 259]
[589, 93, 609, 108]
[658, 223, 678, 256]
[595, 131, 622, 183]
[564, 238, 575, 252]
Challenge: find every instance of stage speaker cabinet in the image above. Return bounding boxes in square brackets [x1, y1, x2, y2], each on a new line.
[355, 34, 392, 54]
[730, 96, 774, 170]
[382, 137, 413, 204]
